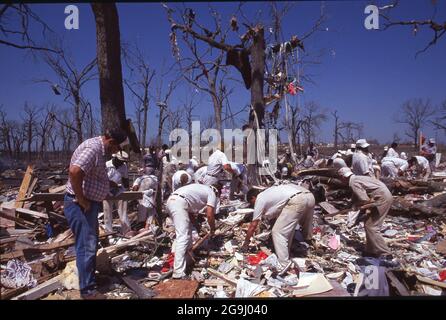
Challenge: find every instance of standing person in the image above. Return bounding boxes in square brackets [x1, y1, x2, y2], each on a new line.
[420, 138, 437, 171]
[387, 142, 399, 158]
[64, 128, 128, 299]
[200, 149, 234, 185]
[103, 151, 131, 236]
[338, 167, 393, 258]
[352, 139, 374, 177]
[132, 173, 158, 231]
[166, 183, 219, 279]
[142, 146, 159, 175]
[228, 161, 249, 200]
[242, 184, 315, 275]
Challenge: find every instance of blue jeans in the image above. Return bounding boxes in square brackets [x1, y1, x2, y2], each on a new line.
[64, 194, 100, 294]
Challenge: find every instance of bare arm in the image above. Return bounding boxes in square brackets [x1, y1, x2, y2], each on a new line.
[206, 205, 216, 235]
[242, 219, 260, 247]
[69, 165, 91, 212]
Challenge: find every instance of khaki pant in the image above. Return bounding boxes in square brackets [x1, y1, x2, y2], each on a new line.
[103, 200, 130, 234]
[166, 196, 193, 278]
[364, 189, 393, 256]
[271, 192, 315, 266]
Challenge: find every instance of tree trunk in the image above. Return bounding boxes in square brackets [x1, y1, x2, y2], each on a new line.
[92, 3, 127, 134]
[142, 97, 148, 148]
[247, 25, 265, 186]
[73, 92, 83, 144]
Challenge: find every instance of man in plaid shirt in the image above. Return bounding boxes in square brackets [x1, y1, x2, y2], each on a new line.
[64, 128, 128, 299]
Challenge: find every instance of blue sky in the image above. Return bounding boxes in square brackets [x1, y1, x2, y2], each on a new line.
[0, 1, 445, 145]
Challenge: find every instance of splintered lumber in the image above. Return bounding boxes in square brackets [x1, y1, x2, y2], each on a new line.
[15, 165, 34, 208]
[21, 191, 144, 202]
[114, 272, 156, 299]
[206, 268, 238, 287]
[385, 270, 410, 296]
[391, 197, 445, 216]
[16, 207, 49, 219]
[12, 274, 64, 300]
[48, 185, 67, 193]
[98, 234, 153, 255]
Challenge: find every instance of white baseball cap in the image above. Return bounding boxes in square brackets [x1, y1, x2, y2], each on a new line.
[338, 167, 353, 178]
[356, 139, 370, 148]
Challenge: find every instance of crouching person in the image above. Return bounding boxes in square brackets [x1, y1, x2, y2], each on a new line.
[338, 167, 393, 258]
[132, 174, 158, 231]
[166, 183, 219, 279]
[242, 184, 315, 275]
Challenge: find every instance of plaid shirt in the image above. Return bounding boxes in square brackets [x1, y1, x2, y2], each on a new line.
[66, 136, 109, 202]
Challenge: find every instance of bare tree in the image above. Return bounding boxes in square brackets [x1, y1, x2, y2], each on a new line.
[36, 48, 97, 145]
[154, 76, 179, 145]
[301, 101, 327, 146]
[0, 4, 59, 53]
[379, 1, 446, 57]
[430, 99, 446, 133]
[394, 98, 435, 148]
[21, 102, 40, 161]
[332, 110, 363, 148]
[10, 121, 26, 156]
[0, 105, 13, 156]
[123, 44, 156, 148]
[36, 104, 56, 158]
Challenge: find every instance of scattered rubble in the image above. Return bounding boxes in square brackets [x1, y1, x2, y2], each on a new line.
[1, 158, 445, 299]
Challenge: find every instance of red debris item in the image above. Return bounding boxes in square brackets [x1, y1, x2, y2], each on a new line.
[247, 251, 268, 265]
[161, 253, 175, 272]
[287, 82, 297, 95]
[439, 269, 446, 282]
[313, 227, 322, 234]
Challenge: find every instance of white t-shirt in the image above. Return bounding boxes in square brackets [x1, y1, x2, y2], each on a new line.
[206, 150, 229, 177]
[253, 184, 308, 221]
[386, 148, 399, 158]
[106, 160, 128, 185]
[382, 157, 408, 171]
[173, 183, 218, 213]
[194, 166, 207, 182]
[352, 151, 373, 176]
[414, 156, 430, 170]
[228, 161, 245, 177]
[172, 170, 192, 191]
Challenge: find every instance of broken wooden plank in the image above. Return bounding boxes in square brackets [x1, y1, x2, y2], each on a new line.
[48, 185, 67, 194]
[15, 165, 34, 209]
[16, 207, 49, 219]
[21, 191, 144, 202]
[115, 272, 156, 299]
[12, 274, 64, 300]
[206, 268, 238, 287]
[386, 270, 410, 296]
[415, 275, 446, 289]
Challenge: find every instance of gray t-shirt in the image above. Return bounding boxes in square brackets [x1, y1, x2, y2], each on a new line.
[253, 184, 308, 221]
[173, 183, 218, 213]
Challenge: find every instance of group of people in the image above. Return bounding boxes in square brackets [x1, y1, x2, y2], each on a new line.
[63, 129, 439, 299]
[327, 138, 437, 181]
